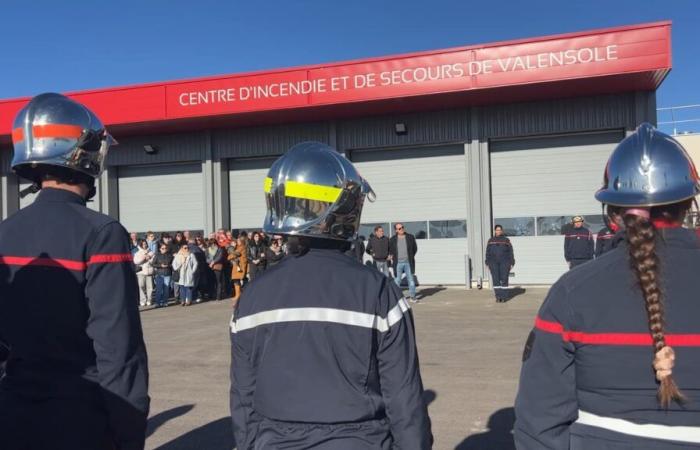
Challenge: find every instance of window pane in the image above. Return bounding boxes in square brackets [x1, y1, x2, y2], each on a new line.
[583, 214, 606, 233]
[391, 221, 428, 239]
[494, 217, 535, 237]
[359, 223, 389, 240]
[429, 220, 467, 239]
[536, 216, 568, 236]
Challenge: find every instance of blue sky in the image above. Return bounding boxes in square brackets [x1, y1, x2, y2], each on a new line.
[2, 0, 698, 130]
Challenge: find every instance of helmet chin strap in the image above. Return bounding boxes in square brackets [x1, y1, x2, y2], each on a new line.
[19, 183, 41, 199]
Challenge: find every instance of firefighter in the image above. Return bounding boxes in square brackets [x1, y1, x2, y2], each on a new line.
[514, 123, 700, 449]
[564, 215, 594, 268]
[594, 207, 623, 258]
[0, 93, 149, 450]
[485, 224, 515, 302]
[229, 142, 432, 449]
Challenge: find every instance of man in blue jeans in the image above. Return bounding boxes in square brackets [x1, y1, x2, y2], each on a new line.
[389, 223, 419, 303]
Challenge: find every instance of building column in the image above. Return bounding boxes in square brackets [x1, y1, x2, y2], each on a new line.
[202, 130, 217, 235]
[465, 107, 492, 288]
[100, 166, 120, 220]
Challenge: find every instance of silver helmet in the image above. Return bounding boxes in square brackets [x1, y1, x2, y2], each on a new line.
[595, 123, 700, 207]
[263, 142, 375, 241]
[11, 93, 116, 183]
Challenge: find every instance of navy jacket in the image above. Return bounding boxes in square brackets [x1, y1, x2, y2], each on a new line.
[0, 188, 149, 450]
[594, 226, 617, 258]
[485, 235, 515, 267]
[230, 243, 432, 449]
[564, 226, 594, 261]
[515, 228, 700, 449]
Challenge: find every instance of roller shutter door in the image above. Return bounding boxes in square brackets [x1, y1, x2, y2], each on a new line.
[229, 157, 276, 230]
[489, 131, 623, 284]
[118, 163, 204, 233]
[350, 145, 468, 285]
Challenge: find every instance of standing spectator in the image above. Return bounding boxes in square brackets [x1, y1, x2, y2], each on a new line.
[133, 240, 155, 307]
[129, 232, 139, 255]
[188, 236, 207, 302]
[237, 234, 249, 288]
[345, 235, 365, 263]
[146, 231, 158, 254]
[206, 239, 226, 301]
[173, 231, 185, 248]
[172, 244, 198, 307]
[183, 230, 191, 243]
[265, 237, 285, 268]
[595, 208, 623, 258]
[247, 232, 267, 281]
[389, 223, 418, 302]
[485, 224, 515, 303]
[366, 225, 391, 276]
[152, 242, 174, 308]
[162, 233, 177, 255]
[227, 239, 248, 307]
[217, 228, 231, 248]
[564, 215, 594, 268]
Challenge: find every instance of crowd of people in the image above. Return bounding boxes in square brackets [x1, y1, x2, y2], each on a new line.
[130, 229, 285, 308]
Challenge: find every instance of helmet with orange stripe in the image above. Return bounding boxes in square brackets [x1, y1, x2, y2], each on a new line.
[263, 142, 375, 241]
[11, 93, 116, 199]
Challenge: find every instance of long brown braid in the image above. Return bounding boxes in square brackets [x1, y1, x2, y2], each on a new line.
[624, 208, 686, 407]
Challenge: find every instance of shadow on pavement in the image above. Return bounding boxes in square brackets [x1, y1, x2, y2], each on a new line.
[504, 287, 527, 302]
[154, 417, 234, 450]
[455, 407, 515, 450]
[417, 287, 446, 299]
[423, 389, 437, 407]
[147, 404, 195, 438]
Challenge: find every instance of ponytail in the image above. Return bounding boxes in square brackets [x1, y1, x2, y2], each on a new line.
[624, 213, 684, 407]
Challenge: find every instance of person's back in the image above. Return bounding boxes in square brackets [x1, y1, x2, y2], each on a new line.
[231, 241, 431, 448]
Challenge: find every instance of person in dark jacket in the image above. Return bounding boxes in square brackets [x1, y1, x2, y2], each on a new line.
[366, 225, 391, 277]
[594, 208, 623, 258]
[389, 223, 419, 302]
[485, 224, 515, 303]
[230, 142, 432, 449]
[188, 238, 207, 302]
[247, 232, 267, 281]
[152, 243, 174, 308]
[345, 235, 365, 263]
[206, 239, 226, 301]
[264, 237, 285, 268]
[515, 124, 700, 450]
[0, 93, 149, 450]
[564, 215, 594, 268]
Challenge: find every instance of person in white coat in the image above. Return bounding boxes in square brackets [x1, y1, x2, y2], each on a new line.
[172, 243, 198, 306]
[133, 239, 155, 306]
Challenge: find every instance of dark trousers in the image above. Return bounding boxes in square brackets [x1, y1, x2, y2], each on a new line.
[249, 263, 264, 282]
[569, 258, 591, 269]
[212, 269, 224, 300]
[0, 390, 112, 450]
[489, 262, 511, 300]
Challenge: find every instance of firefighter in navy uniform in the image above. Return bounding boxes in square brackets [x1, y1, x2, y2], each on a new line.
[563, 215, 594, 268]
[229, 142, 432, 449]
[514, 123, 700, 449]
[485, 224, 515, 302]
[0, 93, 149, 450]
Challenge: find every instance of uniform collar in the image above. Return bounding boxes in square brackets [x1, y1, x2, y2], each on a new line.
[35, 187, 87, 206]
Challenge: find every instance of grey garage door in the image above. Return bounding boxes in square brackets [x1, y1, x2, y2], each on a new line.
[350, 145, 468, 285]
[490, 131, 623, 284]
[118, 163, 204, 233]
[229, 157, 276, 230]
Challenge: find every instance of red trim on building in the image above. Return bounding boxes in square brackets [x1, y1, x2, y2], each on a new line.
[0, 21, 672, 142]
[535, 316, 700, 347]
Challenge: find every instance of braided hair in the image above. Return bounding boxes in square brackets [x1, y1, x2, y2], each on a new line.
[623, 201, 690, 407]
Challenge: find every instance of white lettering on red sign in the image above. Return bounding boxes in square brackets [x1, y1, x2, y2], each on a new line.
[175, 45, 618, 107]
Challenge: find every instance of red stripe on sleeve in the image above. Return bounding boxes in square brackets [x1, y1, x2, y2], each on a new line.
[0, 256, 86, 271]
[534, 317, 564, 334]
[87, 254, 133, 264]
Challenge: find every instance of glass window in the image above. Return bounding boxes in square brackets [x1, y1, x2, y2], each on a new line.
[536, 216, 568, 236]
[391, 221, 428, 239]
[494, 217, 535, 237]
[583, 214, 606, 233]
[429, 220, 467, 239]
[359, 223, 389, 240]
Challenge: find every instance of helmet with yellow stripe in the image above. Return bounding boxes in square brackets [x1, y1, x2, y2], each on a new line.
[11, 93, 116, 191]
[263, 142, 375, 241]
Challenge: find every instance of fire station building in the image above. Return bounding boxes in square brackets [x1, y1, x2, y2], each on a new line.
[0, 21, 672, 286]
